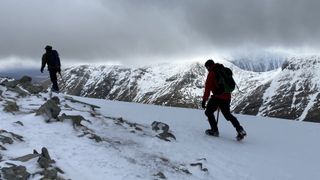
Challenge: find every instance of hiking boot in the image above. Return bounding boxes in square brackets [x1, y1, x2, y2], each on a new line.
[237, 129, 247, 137]
[236, 128, 247, 141]
[205, 129, 219, 137]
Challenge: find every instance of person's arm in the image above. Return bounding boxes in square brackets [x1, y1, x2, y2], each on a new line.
[40, 54, 47, 73]
[203, 72, 214, 101]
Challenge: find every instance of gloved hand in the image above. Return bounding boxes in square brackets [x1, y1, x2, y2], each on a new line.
[40, 67, 44, 73]
[201, 100, 206, 109]
[57, 67, 61, 73]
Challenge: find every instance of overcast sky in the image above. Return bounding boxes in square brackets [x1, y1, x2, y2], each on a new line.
[1, 0, 320, 68]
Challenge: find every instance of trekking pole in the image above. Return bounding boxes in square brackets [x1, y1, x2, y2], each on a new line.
[216, 108, 220, 125]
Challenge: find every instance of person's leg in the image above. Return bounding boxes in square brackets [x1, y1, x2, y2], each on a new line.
[49, 70, 59, 91]
[218, 99, 244, 132]
[205, 97, 219, 132]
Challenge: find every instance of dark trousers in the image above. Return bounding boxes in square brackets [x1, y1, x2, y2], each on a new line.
[49, 69, 59, 91]
[205, 96, 243, 132]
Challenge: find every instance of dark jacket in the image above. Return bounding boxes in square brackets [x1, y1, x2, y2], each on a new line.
[203, 64, 231, 101]
[41, 50, 61, 71]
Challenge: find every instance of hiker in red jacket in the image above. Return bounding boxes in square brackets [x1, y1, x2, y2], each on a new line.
[202, 59, 246, 140]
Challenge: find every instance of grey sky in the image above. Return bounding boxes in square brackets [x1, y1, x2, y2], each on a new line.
[1, 0, 320, 67]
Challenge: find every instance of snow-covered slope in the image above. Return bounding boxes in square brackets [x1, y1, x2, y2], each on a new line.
[0, 80, 319, 180]
[234, 56, 320, 122]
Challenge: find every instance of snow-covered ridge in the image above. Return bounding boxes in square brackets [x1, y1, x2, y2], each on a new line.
[1, 78, 320, 180]
[230, 51, 287, 72]
[55, 56, 319, 122]
[59, 60, 268, 109]
[234, 56, 320, 122]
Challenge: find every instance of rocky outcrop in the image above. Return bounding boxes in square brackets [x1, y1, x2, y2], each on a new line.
[36, 96, 61, 121]
[2, 76, 44, 96]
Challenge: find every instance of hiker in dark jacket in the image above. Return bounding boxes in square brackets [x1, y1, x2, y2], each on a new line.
[41, 45, 61, 92]
[202, 59, 246, 139]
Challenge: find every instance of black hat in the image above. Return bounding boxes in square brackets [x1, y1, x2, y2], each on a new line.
[205, 59, 214, 67]
[45, 45, 52, 50]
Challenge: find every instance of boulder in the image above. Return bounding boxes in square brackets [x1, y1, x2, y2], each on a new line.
[1, 165, 31, 180]
[151, 121, 176, 142]
[36, 97, 61, 120]
[3, 101, 19, 113]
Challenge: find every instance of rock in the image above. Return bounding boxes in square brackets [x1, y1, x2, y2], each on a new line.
[154, 172, 166, 179]
[59, 113, 90, 127]
[14, 121, 24, 126]
[37, 147, 55, 169]
[152, 121, 176, 142]
[7, 86, 29, 97]
[3, 80, 19, 88]
[157, 132, 176, 142]
[1, 165, 31, 180]
[42, 168, 58, 179]
[19, 76, 32, 84]
[0, 135, 14, 144]
[36, 97, 61, 120]
[3, 101, 19, 113]
[12, 154, 40, 162]
[152, 121, 169, 132]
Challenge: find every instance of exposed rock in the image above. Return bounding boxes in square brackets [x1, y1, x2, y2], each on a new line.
[3, 101, 19, 113]
[37, 147, 55, 169]
[36, 97, 61, 120]
[59, 113, 90, 127]
[3, 76, 44, 95]
[14, 121, 24, 126]
[12, 153, 40, 162]
[0, 135, 14, 145]
[7, 86, 29, 97]
[65, 96, 100, 110]
[152, 121, 169, 132]
[154, 171, 166, 179]
[1, 165, 31, 180]
[3, 80, 19, 88]
[152, 121, 176, 142]
[41, 168, 58, 179]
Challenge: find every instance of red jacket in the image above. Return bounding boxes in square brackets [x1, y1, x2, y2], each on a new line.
[203, 64, 231, 101]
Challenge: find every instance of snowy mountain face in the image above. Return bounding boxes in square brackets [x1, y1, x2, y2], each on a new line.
[58, 61, 264, 110]
[234, 56, 320, 122]
[1, 78, 320, 180]
[56, 57, 320, 123]
[59, 62, 208, 108]
[230, 52, 286, 72]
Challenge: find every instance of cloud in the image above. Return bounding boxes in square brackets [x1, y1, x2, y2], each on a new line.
[0, 0, 320, 66]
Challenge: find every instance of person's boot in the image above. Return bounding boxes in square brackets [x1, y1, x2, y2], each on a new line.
[205, 129, 219, 137]
[236, 128, 247, 141]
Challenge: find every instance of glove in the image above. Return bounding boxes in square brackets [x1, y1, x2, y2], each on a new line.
[57, 67, 61, 74]
[201, 100, 206, 109]
[40, 67, 44, 73]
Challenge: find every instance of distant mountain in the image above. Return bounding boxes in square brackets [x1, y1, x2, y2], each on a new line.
[0, 68, 47, 83]
[233, 56, 320, 123]
[56, 56, 320, 122]
[230, 51, 287, 72]
[58, 60, 266, 109]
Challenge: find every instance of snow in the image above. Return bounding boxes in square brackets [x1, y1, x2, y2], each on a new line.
[1, 90, 320, 180]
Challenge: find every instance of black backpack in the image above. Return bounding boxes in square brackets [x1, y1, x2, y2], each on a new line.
[47, 50, 60, 68]
[213, 63, 236, 94]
